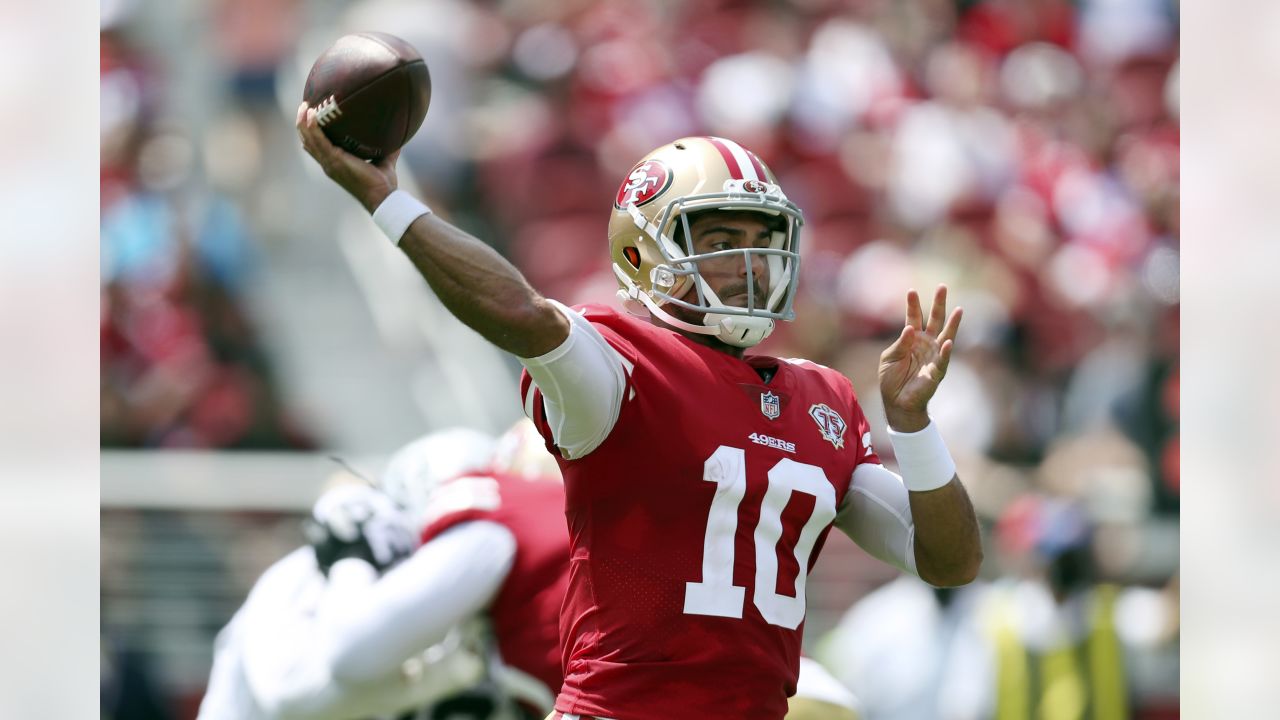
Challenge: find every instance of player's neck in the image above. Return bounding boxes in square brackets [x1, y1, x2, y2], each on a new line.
[647, 313, 747, 359]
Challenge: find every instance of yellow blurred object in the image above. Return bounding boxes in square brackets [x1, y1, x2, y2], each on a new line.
[320, 467, 368, 494]
[1087, 585, 1127, 720]
[787, 697, 859, 720]
[992, 588, 1031, 720]
[988, 583, 1128, 720]
[492, 417, 562, 481]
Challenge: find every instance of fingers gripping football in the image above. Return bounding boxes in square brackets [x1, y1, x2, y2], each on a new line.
[296, 101, 400, 212]
[297, 102, 346, 177]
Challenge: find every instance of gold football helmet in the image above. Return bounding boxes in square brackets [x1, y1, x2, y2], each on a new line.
[491, 418, 561, 481]
[380, 428, 497, 529]
[608, 136, 804, 348]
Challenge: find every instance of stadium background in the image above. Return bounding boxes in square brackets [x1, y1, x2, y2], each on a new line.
[99, 0, 1179, 717]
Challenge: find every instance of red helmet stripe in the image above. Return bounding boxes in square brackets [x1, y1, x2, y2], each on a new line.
[704, 136, 759, 181]
[704, 136, 742, 179]
[746, 150, 767, 181]
[718, 137, 762, 181]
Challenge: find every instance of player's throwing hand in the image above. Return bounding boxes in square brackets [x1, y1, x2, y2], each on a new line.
[878, 284, 963, 433]
[296, 101, 400, 213]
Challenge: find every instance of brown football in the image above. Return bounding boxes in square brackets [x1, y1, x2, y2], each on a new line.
[303, 32, 431, 161]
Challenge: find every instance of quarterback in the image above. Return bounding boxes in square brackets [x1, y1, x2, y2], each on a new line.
[298, 104, 982, 719]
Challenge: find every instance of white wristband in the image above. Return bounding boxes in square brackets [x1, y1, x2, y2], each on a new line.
[372, 189, 431, 244]
[887, 421, 956, 492]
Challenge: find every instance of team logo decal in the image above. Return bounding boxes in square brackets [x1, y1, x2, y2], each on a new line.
[808, 403, 847, 449]
[614, 159, 673, 209]
[742, 179, 768, 193]
[760, 391, 781, 420]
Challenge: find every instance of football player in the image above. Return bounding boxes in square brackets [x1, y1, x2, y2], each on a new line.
[201, 425, 567, 720]
[317, 423, 570, 718]
[197, 477, 486, 720]
[298, 107, 983, 720]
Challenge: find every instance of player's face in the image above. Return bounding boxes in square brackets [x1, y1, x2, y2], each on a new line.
[679, 210, 779, 309]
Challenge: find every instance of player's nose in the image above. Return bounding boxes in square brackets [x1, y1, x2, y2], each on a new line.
[740, 250, 767, 280]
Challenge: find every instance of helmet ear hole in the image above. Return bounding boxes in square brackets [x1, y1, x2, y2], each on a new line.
[622, 246, 641, 269]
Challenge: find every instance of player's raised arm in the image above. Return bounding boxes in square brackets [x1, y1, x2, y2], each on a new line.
[296, 101, 569, 359]
[878, 284, 983, 587]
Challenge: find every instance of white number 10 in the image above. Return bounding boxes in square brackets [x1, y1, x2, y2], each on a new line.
[683, 446, 837, 629]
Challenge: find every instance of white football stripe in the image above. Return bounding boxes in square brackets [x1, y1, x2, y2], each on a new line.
[711, 136, 760, 182]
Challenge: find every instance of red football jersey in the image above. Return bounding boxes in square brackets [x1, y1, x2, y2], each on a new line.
[520, 305, 881, 720]
[419, 469, 570, 700]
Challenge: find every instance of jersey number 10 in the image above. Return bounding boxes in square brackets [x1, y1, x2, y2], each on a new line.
[683, 445, 837, 630]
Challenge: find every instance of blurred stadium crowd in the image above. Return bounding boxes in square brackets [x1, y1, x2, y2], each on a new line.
[100, 0, 1179, 717]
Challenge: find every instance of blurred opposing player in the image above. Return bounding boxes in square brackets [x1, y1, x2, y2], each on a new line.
[197, 477, 486, 720]
[309, 422, 569, 718]
[299, 105, 983, 718]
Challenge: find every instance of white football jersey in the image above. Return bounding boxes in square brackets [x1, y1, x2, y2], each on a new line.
[197, 547, 490, 720]
[198, 548, 321, 720]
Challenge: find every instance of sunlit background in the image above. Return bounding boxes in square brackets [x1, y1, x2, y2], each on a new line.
[99, 0, 1179, 717]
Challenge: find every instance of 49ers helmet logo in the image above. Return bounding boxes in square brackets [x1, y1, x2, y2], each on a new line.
[615, 160, 673, 209]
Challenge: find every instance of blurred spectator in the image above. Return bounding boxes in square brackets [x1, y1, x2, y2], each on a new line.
[101, 25, 157, 214]
[983, 494, 1179, 719]
[103, 0, 1180, 452]
[99, 158, 312, 447]
[100, 30, 312, 449]
[212, 0, 302, 106]
[820, 494, 1178, 719]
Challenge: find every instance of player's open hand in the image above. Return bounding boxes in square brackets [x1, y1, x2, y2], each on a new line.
[878, 285, 962, 433]
[296, 101, 400, 213]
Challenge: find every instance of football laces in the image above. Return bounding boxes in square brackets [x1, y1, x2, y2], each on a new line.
[315, 95, 343, 127]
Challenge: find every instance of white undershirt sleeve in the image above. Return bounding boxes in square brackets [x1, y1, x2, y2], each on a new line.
[518, 300, 630, 459]
[833, 463, 919, 576]
[315, 520, 517, 684]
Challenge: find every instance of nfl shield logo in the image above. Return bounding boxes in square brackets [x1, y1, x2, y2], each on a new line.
[760, 391, 781, 420]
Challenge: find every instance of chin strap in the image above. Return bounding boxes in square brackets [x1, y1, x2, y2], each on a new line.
[693, 276, 776, 347]
[703, 313, 775, 348]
